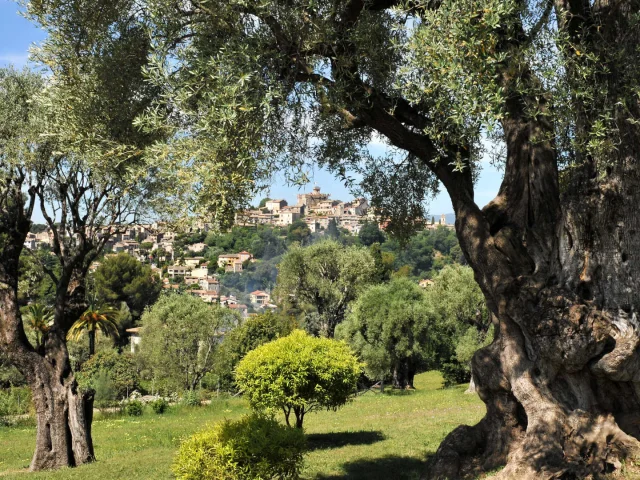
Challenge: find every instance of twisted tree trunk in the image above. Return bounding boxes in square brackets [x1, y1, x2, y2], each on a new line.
[425, 91, 640, 480]
[0, 185, 94, 471]
[1, 290, 95, 470]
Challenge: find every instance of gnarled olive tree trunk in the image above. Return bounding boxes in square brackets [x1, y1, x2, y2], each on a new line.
[0, 187, 94, 471]
[425, 82, 640, 480]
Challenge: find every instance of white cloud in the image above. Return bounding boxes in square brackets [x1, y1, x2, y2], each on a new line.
[0, 53, 31, 67]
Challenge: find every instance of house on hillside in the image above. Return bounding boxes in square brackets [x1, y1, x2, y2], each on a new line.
[190, 290, 219, 303]
[278, 207, 301, 226]
[126, 327, 142, 354]
[187, 242, 206, 253]
[250, 290, 270, 306]
[190, 263, 209, 278]
[199, 277, 220, 293]
[265, 199, 288, 212]
[227, 303, 249, 319]
[218, 251, 253, 272]
[184, 257, 205, 267]
[167, 265, 191, 277]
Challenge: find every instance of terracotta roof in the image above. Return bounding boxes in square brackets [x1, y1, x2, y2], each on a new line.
[250, 290, 268, 296]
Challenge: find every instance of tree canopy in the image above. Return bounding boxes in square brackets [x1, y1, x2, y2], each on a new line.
[140, 294, 240, 392]
[336, 277, 437, 389]
[93, 253, 162, 318]
[275, 240, 376, 336]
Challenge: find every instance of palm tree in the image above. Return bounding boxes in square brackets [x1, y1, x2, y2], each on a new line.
[66, 301, 119, 356]
[23, 304, 54, 348]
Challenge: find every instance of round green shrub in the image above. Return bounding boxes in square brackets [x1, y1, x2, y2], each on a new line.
[125, 400, 144, 416]
[172, 415, 306, 480]
[235, 330, 362, 428]
[150, 398, 168, 414]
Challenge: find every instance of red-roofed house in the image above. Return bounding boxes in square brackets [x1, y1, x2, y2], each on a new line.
[228, 303, 249, 318]
[250, 290, 270, 306]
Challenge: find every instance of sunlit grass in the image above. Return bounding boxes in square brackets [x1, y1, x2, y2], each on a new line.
[0, 372, 484, 479]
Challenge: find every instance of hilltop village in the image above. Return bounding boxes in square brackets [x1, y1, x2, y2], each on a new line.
[23, 186, 455, 317]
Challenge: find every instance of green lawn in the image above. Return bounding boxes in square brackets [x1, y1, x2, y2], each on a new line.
[0, 372, 485, 479]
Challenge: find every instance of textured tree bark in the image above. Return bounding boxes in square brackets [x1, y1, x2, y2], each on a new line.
[424, 98, 640, 480]
[1, 288, 95, 470]
[0, 184, 94, 472]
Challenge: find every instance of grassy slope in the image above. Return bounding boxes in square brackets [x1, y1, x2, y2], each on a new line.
[0, 372, 485, 479]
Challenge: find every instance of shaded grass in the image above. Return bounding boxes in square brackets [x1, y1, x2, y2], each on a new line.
[0, 372, 485, 479]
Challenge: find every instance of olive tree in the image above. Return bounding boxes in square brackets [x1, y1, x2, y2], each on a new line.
[235, 330, 362, 428]
[0, 6, 162, 468]
[140, 294, 240, 392]
[336, 277, 437, 390]
[275, 240, 376, 337]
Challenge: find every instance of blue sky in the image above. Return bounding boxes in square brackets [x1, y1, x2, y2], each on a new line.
[0, 0, 504, 219]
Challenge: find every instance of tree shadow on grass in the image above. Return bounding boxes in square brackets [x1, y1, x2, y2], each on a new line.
[306, 431, 386, 452]
[313, 455, 427, 480]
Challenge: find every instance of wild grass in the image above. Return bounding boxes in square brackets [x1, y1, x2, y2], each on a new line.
[0, 372, 485, 479]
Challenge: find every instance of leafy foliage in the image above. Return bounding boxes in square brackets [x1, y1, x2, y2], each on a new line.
[172, 415, 306, 480]
[423, 265, 490, 386]
[140, 294, 240, 392]
[67, 302, 120, 355]
[93, 253, 162, 318]
[125, 400, 144, 417]
[275, 241, 376, 336]
[22, 304, 53, 349]
[235, 330, 362, 428]
[150, 398, 168, 414]
[336, 278, 438, 386]
[214, 312, 297, 392]
[358, 221, 386, 247]
[77, 350, 140, 400]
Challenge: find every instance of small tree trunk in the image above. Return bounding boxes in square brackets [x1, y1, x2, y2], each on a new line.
[392, 359, 409, 389]
[407, 361, 416, 389]
[293, 407, 304, 429]
[464, 374, 476, 394]
[88, 330, 95, 356]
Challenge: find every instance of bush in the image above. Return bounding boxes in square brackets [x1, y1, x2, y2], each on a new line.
[150, 398, 168, 414]
[0, 386, 32, 417]
[125, 400, 144, 416]
[172, 415, 306, 480]
[77, 350, 140, 399]
[235, 330, 362, 428]
[93, 369, 118, 408]
[181, 390, 201, 407]
[440, 362, 470, 388]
